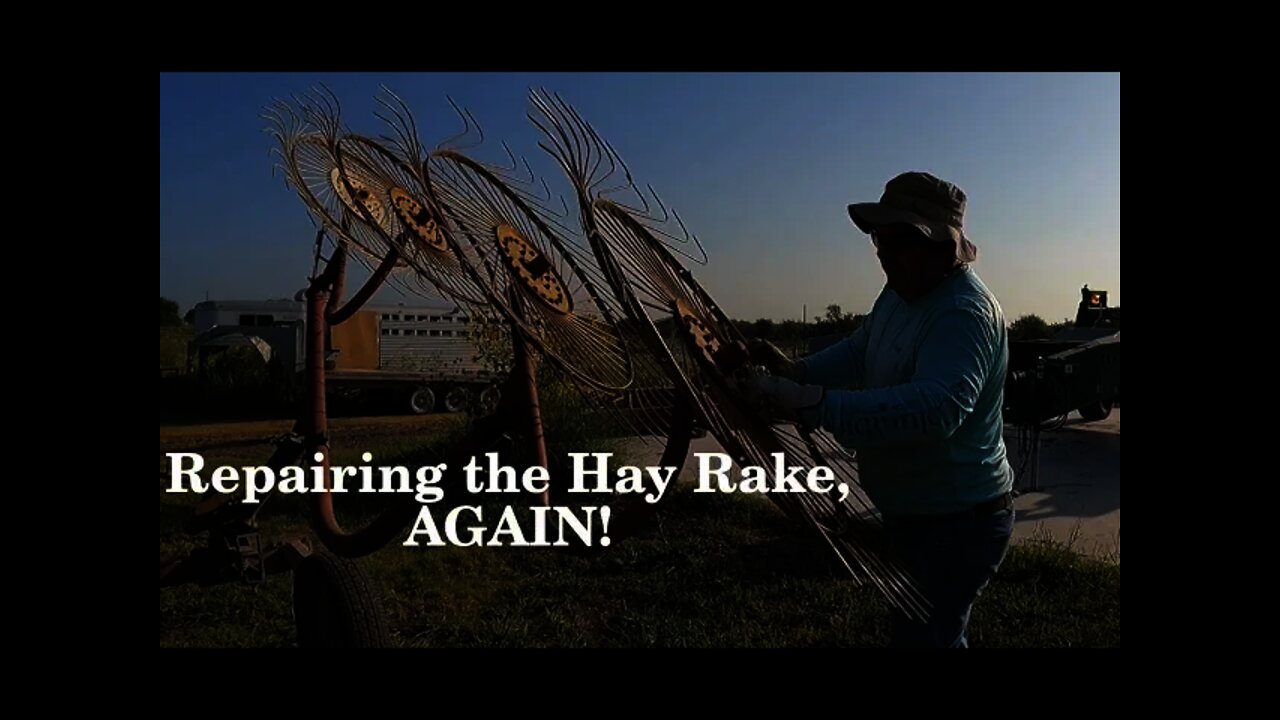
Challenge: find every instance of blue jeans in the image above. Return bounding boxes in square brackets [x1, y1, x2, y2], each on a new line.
[883, 502, 1015, 648]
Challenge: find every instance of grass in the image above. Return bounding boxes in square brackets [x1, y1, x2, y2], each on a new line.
[160, 447, 1119, 648]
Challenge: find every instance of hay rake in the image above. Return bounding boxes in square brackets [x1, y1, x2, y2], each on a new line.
[160, 85, 928, 648]
[527, 88, 928, 621]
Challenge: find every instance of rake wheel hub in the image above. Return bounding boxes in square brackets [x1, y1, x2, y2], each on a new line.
[389, 187, 447, 252]
[329, 169, 386, 226]
[495, 224, 572, 315]
[674, 299, 722, 365]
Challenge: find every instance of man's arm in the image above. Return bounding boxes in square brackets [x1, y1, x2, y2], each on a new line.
[812, 307, 998, 449]
[799, 320, 871, 389]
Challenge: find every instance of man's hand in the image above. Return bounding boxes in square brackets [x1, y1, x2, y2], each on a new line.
[753, 375, 824, 429]
[747, 339, 803, 381]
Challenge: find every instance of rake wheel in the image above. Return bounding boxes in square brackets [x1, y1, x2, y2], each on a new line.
[530, 88, 931, 621]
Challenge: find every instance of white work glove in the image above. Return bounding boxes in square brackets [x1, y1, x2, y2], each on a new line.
[753, 375, 824, 429]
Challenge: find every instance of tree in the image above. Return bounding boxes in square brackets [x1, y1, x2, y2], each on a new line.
[1048, 317, 1073, 336]
[1009, 314, 1052, 341]
[747, 318, 776, 340]
[160, 297, 183, 327]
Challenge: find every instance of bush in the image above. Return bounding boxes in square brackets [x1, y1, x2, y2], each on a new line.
[1010, 314, 1053, 341]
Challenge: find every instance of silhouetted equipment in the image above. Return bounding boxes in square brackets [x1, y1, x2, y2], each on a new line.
[164, 87, 956, 639]
[1075, 285, 1120, 329]
[1003, 284, 1120, 491]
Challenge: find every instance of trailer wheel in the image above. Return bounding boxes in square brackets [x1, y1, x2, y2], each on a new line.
[292, 549, 391, 648]
[478, 385, 501, 415]
[1077, 398, 1113, 422]
[409, 387, 435, 415]
[444, 386, 468, 413]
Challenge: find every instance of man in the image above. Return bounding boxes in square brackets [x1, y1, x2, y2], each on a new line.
[751, 171, 1015, 648]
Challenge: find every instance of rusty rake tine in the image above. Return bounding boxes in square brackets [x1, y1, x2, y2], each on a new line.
[555, 91, 606, 181]
[307, 84, 341, 137]
[834, 533, 920, 620]
[593, 130, 644, 209]
[541, 94, 589, 184]
[558, 192, 571, 220]
[372, 106, 413, 159]
[493, 139, 519, 175]
[461, 105, 485, 151]
[646, 183, 673, 224]
[378, 85, 420, 155]
[667, 207, 709, 265]
[556, 94, 598, 185]
[523, 154, 544, 195]
[565, 98, 619, 194]
[583, 121, 608, 193]
[316, 82, 339, 121]
[532, 88, 578, 174]
[537, 89, 580, 173]
[528, 92, 569, 161]
[555, 92, 597, 185]
[440, 95, 474, 151]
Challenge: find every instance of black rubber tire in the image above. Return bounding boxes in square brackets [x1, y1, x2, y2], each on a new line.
[1077, 398, 1113, 422]
[409, 387, 435, 415]
[292, 548, 391, 648]
[478, 385, 501, 415]
[444, 386, 468, 413]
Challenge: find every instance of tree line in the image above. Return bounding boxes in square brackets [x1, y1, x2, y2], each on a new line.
[731, 303, 1071, 345]
[163, 295, 1072, 362]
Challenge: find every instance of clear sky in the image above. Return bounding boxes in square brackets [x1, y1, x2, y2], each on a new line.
[160, 72, 1119, 324]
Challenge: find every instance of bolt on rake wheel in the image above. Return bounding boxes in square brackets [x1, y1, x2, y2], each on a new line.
[292, 548, 391, 648]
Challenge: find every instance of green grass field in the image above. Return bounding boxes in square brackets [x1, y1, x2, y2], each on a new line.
[161, 469, 1119, 648]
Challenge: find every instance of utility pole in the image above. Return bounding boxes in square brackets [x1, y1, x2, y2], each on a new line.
[802, 303, 807, 324]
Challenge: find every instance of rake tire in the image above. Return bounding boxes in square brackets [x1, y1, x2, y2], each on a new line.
[292, 548, 391, 648]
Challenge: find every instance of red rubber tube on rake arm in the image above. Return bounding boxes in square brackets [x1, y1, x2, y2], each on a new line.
[305, 243, 554, 554]
[512, 326, 551, 508]
[514, 330, 550, 504]
[326, 243, 401, 326]
[305, 252, 420, 558]
[328, 241, 348, 319]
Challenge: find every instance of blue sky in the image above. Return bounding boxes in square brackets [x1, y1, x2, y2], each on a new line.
[160, 72, 1119, 323]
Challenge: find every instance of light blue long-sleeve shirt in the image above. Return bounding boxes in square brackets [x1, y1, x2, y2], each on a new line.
[799, 265, 1013, 517]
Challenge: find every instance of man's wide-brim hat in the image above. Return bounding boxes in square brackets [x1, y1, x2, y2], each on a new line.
[848, 171, 978, 263]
